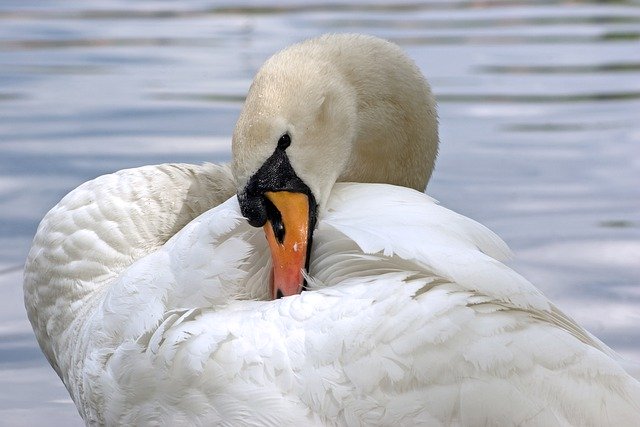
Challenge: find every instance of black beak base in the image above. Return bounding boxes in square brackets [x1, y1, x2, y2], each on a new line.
[238, 147, 317, 231]
[238, 147, 318, 294]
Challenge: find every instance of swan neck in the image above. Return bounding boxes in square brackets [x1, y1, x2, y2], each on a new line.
[331, 37, 439, 191]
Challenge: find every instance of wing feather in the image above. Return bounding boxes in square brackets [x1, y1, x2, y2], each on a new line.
[34, 173, 638, 425]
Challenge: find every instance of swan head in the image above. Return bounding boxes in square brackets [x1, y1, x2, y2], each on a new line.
[233, 48, 358, 217]
[232, 34, 439, 299]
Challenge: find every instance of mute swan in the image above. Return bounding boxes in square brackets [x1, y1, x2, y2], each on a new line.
[24, 34, 640, 425]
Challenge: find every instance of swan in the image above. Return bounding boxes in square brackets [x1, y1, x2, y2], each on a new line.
[24, 34, 640, 425]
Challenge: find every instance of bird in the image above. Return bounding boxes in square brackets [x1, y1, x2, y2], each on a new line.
[24, 33, 640, 425]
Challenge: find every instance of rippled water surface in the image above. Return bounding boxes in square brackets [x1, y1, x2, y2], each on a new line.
[1, 0, 639, 424]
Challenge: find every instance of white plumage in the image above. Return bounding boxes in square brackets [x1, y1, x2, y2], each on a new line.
[24, 168, 640, 425]
[24, 34, 640, 425]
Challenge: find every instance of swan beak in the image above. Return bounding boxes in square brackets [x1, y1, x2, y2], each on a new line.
[263, 191, 310, 299]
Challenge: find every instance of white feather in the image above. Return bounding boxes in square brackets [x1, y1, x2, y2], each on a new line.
[24, 170, 640, 425]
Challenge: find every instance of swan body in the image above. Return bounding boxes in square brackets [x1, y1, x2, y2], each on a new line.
[24, 34, 640, 425]
[25, 172, 640, 425]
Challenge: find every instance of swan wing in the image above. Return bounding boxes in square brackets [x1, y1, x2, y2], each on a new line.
[81, 183, 639, 425]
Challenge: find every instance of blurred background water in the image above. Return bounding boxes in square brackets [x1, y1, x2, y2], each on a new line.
[0, 0, 639, 424]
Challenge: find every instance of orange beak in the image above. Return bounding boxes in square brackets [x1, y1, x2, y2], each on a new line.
[263, 191, 310, 299]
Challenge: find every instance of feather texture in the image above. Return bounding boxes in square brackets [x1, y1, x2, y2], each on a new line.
[24, 167, 640, 425]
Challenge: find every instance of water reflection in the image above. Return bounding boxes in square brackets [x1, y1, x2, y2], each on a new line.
[321, 15, 640, 30]
[1, 0, 639, 424]
[480, 62, 640, 74]
[3, 32, 639, 51]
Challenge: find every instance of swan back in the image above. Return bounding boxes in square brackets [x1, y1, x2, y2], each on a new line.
[49, 178, 639, 424]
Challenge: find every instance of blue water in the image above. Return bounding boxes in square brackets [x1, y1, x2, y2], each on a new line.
[1, 0, 639, 424]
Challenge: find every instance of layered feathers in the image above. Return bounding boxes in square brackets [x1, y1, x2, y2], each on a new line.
[24, 168, 640, 425]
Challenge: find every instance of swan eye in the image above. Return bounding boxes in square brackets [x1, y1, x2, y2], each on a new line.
[277, 133, 291, 150]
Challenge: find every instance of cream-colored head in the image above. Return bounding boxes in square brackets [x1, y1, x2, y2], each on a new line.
[232, 34, 439, 298]
[232, 48, 357, 210]
[232, 33, 439, 211]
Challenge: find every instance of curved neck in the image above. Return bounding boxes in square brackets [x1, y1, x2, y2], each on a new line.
[232, 35, 440, 209]
[329, 38, 440, 192]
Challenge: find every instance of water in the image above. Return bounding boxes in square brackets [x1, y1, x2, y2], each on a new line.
[1, 0, 639, 423]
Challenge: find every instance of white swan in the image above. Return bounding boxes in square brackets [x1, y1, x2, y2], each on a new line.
[24, 34, 640, 425]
